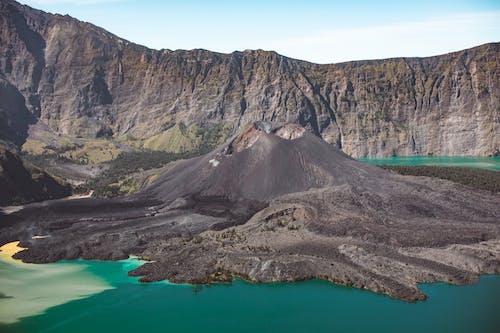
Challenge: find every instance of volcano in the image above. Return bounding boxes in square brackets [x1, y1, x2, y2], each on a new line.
[144, 122, 387, 202]
[1, 122, 499, 301]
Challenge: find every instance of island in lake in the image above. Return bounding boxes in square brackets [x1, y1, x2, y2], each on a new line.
[2, 121, 499, 303]
[0, 0, 499, 331]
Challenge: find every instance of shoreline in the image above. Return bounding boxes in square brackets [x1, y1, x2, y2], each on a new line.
[2, 248, 500, 303]
[0, 242, 115, 325]
[0, 241, 27, 264]
[1, 233, 500, 304]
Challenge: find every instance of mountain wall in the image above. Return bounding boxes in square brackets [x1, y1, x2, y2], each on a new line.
[0, 146, 71, 205]
[1, 0, 498, 157]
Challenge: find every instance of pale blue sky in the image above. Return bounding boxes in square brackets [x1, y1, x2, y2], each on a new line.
[18, 0, 500, 63]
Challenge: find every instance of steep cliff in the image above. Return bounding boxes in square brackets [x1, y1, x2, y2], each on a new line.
[0, 0, 498, 157]
[0, 146, 71, 205]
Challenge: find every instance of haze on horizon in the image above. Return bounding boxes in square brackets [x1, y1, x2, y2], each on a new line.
[16, 0, 500, 63]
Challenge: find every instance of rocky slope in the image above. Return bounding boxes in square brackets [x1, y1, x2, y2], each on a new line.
[0, 146, 71, 205]
[2, 122, 499, 301]
[0, 0, 498, 157]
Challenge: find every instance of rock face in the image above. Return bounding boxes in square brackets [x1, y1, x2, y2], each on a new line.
[0, 146, 71, 205]
[2, 122, 499, 301]
[0, 0, 498, 157]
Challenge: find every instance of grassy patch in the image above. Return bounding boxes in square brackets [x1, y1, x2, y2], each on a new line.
[82, 150, 197, 197]
[22, 139, 54, 155]
[21, 123, 232, 197]
[142, 124, 201, 152]
[139, 123, 231, 153]
[61, 141, 122, 164]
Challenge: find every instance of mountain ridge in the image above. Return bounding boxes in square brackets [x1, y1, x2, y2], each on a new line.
[0, 0, 498, 157]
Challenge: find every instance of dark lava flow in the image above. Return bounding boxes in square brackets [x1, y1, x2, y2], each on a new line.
[1, 122, 499, 301]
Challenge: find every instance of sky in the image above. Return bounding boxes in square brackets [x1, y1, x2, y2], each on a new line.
[18, 0, 500, 64]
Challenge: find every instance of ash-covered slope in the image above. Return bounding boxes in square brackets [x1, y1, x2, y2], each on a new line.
[144, 122, 387, 203]
[1, 0, 499, 157]
[1, 122, 499, 301]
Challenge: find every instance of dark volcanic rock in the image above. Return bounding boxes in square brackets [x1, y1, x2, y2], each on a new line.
[0, 146, 71, 205]
[1, 122, 499, 301]
[381, 165, 500, 193]
[0, 0, 499, 157]
[143, 122, 387, 202]
[0, 79, 36, 146]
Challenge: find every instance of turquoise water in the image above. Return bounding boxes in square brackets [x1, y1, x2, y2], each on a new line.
[357, 156, 500, 171]
[1, 157, 499, 332]
[1, 258, 500, 333]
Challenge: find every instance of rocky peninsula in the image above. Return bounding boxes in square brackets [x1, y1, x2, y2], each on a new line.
[1, 122, 499, 301]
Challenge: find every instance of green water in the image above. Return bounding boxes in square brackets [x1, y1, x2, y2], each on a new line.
[0, 258, 112, 324]
[1, 157, 499, 332]
[357, 156, 500, 171]
[1, 258, 500, 333]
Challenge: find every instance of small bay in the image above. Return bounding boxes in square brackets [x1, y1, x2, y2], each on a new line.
[1, 257, 499, 333]
[1, 156, 499, 332]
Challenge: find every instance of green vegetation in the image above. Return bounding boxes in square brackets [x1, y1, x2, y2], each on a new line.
[21, 152, 73, 169]
[18, 123, 232, 198]
[21, 139, 53, 155]
[142, 124, 201, 152]
[22, 138, 122, 164]
[140, 123, 231, 153]
[197, 123, 231, 154]
[60, 141, 122, 164]
[81, 150, 195, 197]
[382, 165, 500, 193]
[82, 124, 229, 197]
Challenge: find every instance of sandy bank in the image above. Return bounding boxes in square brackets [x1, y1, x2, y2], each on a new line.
[0, 241, 27, 264]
